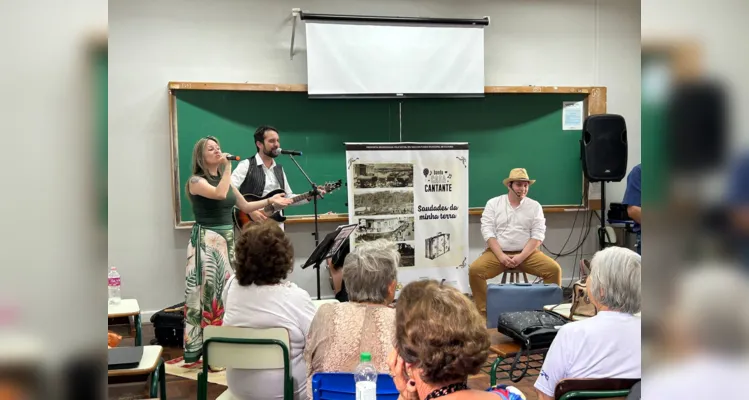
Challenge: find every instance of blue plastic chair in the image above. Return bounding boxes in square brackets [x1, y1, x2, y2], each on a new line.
[311, 372, 399, 400]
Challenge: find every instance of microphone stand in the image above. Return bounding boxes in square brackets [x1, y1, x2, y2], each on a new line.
[286, 154, 322, 300]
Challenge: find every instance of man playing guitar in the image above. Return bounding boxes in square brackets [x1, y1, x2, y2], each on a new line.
[231, 125, 325, 229]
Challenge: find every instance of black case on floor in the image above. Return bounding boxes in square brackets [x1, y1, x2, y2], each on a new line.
[149, 302, 185, 346]
[607, 202, 630, 221]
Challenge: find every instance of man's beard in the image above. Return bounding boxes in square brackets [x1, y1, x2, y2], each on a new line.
[263, 147, 277, 158]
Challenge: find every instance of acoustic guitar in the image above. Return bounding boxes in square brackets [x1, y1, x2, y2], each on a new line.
[232, 179, 342, 229]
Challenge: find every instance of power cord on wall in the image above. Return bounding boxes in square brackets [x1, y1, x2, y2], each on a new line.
[538, 192, 596, 291]
[542, 192, 594, 259]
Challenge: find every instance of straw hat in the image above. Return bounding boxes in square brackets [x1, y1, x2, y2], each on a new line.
[502, 168, 536, 187]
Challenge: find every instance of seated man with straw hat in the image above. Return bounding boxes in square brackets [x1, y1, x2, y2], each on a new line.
[469, 168, 562, 315]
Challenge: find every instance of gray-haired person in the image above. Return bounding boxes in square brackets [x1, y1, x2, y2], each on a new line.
[534, 246, 642, 400]
[303, 239, 399, 399]
[646, 264, 749, 399]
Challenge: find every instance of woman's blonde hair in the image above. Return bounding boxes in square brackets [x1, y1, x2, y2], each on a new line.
[185, 136, 224, 200]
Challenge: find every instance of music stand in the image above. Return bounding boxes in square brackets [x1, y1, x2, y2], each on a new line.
[302, 224, 357, 299]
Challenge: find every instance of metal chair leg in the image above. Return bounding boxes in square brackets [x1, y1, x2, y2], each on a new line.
[150, 358, 167, 399]
[135, 314, 143, 346]
[490, 357, 504, 387]
[159, 359, 167, 399]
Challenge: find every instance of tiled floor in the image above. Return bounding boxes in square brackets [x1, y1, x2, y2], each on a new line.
[108, 322, 540, 400]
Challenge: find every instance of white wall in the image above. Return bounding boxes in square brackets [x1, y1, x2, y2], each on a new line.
[109, 0, 641, 316]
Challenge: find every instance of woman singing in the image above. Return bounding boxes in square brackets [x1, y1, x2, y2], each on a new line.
[183, 136, 292, 363]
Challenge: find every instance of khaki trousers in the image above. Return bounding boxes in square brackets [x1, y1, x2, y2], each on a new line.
[468, 249, 562, 314]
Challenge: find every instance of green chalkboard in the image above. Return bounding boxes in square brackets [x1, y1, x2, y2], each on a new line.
[171, 89, 587, 226]
[95, 44, 107, 228]
[173, 90, 399, 225]
[400, 94, 587, 207]
[641, 54, 669, 205]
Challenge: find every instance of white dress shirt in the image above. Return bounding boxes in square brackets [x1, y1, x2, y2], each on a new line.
[231, 153, 299, 199]
[222, 276, 317, 400]
[480, 194, 546, 252]
[534, 311, 642, 397]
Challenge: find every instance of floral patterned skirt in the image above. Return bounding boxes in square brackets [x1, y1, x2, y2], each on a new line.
[183, 223, 234, 363]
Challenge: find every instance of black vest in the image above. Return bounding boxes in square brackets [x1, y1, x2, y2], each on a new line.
[238, 155, 286, 197]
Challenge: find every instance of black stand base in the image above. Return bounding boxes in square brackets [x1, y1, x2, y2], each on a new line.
[597, 181, 608, 250]
[287, 154, 322, 300]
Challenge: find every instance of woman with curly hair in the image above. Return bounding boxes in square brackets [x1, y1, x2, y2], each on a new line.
[222, 221, 316, 400]
[388, 280, 526, 400]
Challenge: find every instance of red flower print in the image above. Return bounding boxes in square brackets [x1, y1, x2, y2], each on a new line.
[201, 298, 224, 328]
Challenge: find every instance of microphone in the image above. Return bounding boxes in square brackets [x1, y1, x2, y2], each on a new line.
[225, 154, 240, 161]
[274, 148, 303, 156]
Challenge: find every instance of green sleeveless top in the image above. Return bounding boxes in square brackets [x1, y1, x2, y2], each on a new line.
[189, 173, 236, 226]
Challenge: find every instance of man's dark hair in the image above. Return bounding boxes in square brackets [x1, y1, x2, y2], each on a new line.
[253, 125, 278, 153]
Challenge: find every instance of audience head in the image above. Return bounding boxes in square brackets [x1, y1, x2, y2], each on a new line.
[394, 280, 490, 387]
[342, 239, 398, 304]
[667, 264, 749, 355]
[587, 246, 641, 314]
[234, 221, 294, 286]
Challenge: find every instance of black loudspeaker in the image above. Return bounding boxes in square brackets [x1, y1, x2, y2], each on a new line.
[581, 114, 628, 182]
[667, 81, 725, 173]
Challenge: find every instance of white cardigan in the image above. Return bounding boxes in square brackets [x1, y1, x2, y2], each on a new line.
[222, 276, 317, 400]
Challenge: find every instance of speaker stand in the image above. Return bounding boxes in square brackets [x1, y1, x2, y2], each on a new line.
[598, 181, 607, 250]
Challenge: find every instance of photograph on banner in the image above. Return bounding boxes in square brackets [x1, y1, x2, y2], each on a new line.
[345, 142, 470, 293]
[352, 163, 414, 189]
[353, 190, 414, 216]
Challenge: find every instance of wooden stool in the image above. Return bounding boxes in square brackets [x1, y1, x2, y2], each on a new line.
[500, 271, 529, 284]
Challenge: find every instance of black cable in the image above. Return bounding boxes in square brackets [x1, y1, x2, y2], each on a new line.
[569, 215, 590, 290]
[542, 210, 594, 258]
[559, 209, 592, 291]
[542, 193, 586, 259]
[556, 211, 595, 257]
[593, 211, 614, 245]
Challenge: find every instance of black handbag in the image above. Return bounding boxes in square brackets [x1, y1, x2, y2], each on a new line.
[495, 310, 570, 382]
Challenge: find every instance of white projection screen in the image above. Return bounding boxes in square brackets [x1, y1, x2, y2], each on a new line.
[304, 18, 487, 97]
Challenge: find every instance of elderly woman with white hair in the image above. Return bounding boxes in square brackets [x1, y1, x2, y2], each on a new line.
[303, 239, 399, 397]
[645, 264, 749, 399]
[534, 246, 642, 400]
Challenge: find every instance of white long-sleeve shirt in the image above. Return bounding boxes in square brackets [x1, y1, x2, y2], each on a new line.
[480, 194, 546, 252]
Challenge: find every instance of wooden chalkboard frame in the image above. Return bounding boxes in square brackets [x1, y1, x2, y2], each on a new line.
[168, 82, 607, 228]
[642, 40, 702, 80]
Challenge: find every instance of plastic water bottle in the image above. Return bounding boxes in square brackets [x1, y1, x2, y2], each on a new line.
[108, 266, 121, 305]
[354, 352, 377, 400]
